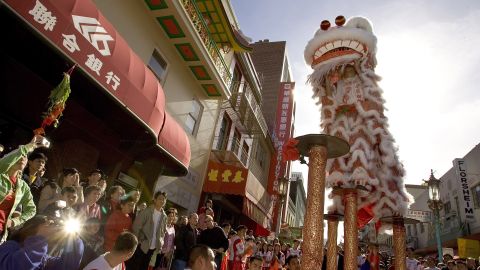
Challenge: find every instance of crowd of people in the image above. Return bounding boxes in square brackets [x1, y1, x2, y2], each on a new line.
[0, 136, 304, 270]
[1, 137, 475, 270]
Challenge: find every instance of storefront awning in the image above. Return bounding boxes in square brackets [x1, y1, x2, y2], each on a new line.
[3, 0, 190, 175]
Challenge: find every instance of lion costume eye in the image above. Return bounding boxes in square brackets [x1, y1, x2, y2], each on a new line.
[335, 15, 346, 26]
[320, 20, 331, 30]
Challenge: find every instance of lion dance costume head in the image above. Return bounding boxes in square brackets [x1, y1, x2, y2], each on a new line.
[304, 16, 413, 226]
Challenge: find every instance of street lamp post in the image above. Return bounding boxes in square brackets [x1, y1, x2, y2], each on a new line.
[276, 177, 289, 236]
[425, 170, 443, 263]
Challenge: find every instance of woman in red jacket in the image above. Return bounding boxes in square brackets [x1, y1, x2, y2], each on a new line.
[104, 196, 135, 251]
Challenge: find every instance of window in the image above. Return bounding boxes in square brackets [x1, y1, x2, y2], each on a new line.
[217, 114, 231, 150]
[231, 129, 241, 154]
[444, 201, 451, 214]
[419, 223, 425, 233]
[255, 143, 266, 168]
[472, 185, 480, 208]
[185, 99, 203, 135]
[148, 49, 168, 83]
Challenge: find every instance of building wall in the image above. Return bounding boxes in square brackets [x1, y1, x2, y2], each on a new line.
[94, 0, 222, 211]
[289, 172, 306, 227]
[250, 41, 287, 132]
[400, 143, 480, 252]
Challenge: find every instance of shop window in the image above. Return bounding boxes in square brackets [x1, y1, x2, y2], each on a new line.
[185, 99, 203, 136]
[472, 185, 480, 208]
[148, 49, 168, 84]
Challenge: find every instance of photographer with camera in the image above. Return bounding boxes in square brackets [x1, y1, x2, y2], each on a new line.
[0, 135, 46, 243]
[0, 215, 84, 270]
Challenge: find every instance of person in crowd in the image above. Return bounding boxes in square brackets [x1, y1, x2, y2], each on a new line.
[104, 196, 135, 251]
[77, 185, 102, 221]
[0, 136, 40, 242]
[173, 212, 199, 270]
[43, 186, 78, 219]
[281, 243, 288, 257]
[79, 217, 105, 269]
[285, 255, 301, 270]
[289, 239, 302, 258]
[406, 247, 419, 270]
[0, 215, 84, 270]
[271, 243, 285, 269]
[230, 225, 248, 270]
[198, 214, 229, 270]
[221, 223, 231, 237]
[263, 243, 274, 270]
[127, 188, 141, 220]
[227, 230, 238, 269]
[176, 214, 189, 231]
[188, 244, 217, 270]
[248, 255, 264, 270]
[247, 229, 255, 240]
[100, 185, 125, 218]
[466, 258, 476, 270]
[156, 207, 177, 270]
[136, 201, 147, 213]
[38, 179, 61, 213]
[22, 151, 47, 205]
[445, 260, 456, 270]
[199, 199, 214, 215]
[198, 207, 214, 231]
[83, 231, 138, 270]
[81, 169, 104, 189]
[456, 260, 467, 270]
[128, 190, 168, 270]
[39, 167, 83, 212]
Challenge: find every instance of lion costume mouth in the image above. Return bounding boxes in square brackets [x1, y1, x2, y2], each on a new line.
[312, 39, 367, 66]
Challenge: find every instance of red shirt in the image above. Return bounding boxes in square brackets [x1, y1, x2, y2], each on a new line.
[104, 210, 132, 251]
[0, 176, 17, 231]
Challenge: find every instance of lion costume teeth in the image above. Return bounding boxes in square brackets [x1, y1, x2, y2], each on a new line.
[304, 16, 413, 225]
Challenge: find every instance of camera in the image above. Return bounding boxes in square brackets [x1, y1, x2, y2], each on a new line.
[51, 200, 81, 234]
[40, 137, 51, 148]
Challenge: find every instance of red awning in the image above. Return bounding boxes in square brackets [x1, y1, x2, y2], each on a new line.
[4, 0, 190, 175]
[243, 198, 271, 230]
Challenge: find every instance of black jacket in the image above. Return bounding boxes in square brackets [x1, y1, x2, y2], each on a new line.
[174, 224, 198, 261]
[198, 226, 229, 251]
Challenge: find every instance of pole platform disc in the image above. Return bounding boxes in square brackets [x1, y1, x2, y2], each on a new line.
[380, 216, 420, 224]
[295, 134, 350, 158]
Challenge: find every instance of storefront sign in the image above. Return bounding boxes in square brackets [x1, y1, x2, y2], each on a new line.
[453, 158, 475, 221]
[202, 161, 248, 195]
[406, 209, 432, 222]
[4, 0, 192, 171]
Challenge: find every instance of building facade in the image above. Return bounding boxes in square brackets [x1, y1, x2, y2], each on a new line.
[250, 40, 296, 232]
[369, 143, 480, 255]
[288, 172, 307, 227]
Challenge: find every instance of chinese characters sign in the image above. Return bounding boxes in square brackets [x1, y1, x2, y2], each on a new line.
[267, 82, 295, 228]
[268, 83, 295, 195]
[203, 161, 248, 195]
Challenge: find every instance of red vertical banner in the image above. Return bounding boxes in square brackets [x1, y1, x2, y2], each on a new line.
[268, 82, 295, 231]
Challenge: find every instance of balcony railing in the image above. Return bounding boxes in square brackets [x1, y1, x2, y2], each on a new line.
[180, 0, 232, 91]
[243, 84, 268, 136]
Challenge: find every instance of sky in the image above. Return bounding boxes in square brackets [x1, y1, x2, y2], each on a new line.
[231, 0, 480, 193]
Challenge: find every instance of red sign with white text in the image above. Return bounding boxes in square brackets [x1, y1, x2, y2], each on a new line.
[267, 82, 295, 230]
